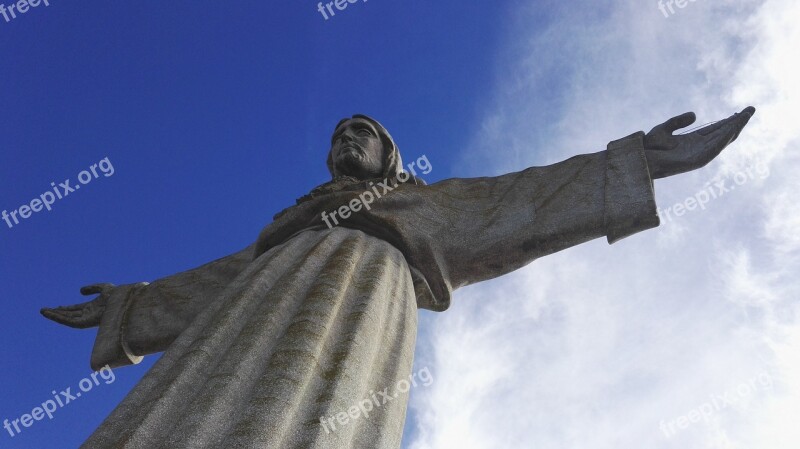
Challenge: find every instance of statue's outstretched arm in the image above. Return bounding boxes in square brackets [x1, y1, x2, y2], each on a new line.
[370, 108, 756, 309]
[41, 245, 255, 369]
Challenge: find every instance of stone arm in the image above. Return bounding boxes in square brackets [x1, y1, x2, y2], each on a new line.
[388, 131, 660, 304]
[367, 107, 754, 310]
[42, 245, 255, 370]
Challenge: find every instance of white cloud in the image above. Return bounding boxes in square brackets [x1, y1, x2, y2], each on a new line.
[406, 0, 800, 448]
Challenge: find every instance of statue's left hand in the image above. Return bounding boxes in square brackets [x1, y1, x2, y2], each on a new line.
[644, 106, 756, 179]
[40, 283, 115, 329]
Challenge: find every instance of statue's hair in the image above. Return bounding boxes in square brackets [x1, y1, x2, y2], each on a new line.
[327, 114, 425, 185]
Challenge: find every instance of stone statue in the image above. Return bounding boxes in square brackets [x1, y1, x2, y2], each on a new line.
[42, 107, 756, 448]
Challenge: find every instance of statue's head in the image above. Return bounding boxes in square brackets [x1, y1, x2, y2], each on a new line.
[327, 115, 405, 181]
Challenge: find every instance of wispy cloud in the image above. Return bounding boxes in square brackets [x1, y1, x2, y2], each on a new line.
[406, 0, 800, 448]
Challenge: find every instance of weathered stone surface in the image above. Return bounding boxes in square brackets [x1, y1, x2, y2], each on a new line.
[84, 228, 416, 448]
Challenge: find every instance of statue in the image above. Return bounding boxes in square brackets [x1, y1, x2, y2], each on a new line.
[42, 107, 756, 448]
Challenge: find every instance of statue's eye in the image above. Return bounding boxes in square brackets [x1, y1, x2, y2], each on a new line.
[357, 129, 373, 137]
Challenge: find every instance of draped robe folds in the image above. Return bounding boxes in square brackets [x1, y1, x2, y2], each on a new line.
[82, 132, 660, 448]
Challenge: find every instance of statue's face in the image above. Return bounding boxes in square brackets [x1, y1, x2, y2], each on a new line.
[330, 118, 385, 179]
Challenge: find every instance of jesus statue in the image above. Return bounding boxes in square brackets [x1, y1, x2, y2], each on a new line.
[42, 107, 755, 448]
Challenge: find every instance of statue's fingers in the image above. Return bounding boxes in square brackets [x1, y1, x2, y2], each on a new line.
[80, 283, 114, 296]
[48, 300, 93, 312]
[40, 307, 97, 329]
[710, 109, 753, 145]
[46, 305, 88, 318]
[726, 110, 754, 143]
[701, 121, 742, 160]
[735, 106, 756, 133]
[41, 308, 64, 322]
[40, 308, 80, 325]
[694, 120, 728, 136]
[697, 107, 755, 137]
[661, 112, 697, 134]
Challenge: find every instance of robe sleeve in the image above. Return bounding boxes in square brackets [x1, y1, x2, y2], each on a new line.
[365, 131, 660, 309]
[90, 245, 254, 370]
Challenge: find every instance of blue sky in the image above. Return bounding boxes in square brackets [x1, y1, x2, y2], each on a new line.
[3, 0, 799, 448]
[0, 0, 506, 447]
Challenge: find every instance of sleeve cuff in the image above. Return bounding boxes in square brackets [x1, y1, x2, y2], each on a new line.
[604, 131, 660, 244]
[90, 283, 147, 371]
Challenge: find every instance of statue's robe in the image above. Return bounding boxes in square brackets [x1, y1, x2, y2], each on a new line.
[82, 132, 659, 449]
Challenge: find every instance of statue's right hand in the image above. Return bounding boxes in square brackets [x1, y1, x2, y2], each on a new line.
[40, 283, 116, 329]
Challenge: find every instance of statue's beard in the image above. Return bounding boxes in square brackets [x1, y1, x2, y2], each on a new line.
[286, 153, 386, 214]
[333, 152, 380, 180]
